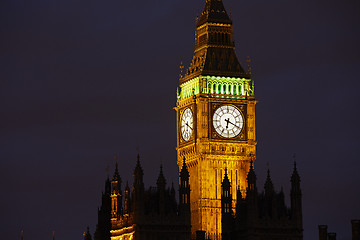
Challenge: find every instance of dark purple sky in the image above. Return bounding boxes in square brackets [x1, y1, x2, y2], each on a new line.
[1, 0, 359, 239]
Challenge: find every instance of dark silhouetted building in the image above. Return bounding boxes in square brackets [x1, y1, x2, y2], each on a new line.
[95, 155, 191, 240]
[318, 220, 360, 240]
[221, 161, 303, 240]
[94, 174, 112, 240]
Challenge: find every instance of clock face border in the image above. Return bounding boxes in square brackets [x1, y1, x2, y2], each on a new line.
[213, 105, 243, 138]
[210, 103, 247, 141]
[179, 107, 195, 144]
[180, 108, 194, 141]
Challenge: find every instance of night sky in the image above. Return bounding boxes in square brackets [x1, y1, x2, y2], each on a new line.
[1, 0, 359, 239]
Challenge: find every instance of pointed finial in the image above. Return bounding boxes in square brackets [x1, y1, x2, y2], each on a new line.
[195, 10, 199, 29]
[246, 56, 251, 75]
[293, 153, 297, 169]
[179, 61, 184, 78]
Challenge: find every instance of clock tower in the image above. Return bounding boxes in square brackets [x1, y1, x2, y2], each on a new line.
[175, 0, 256, 236]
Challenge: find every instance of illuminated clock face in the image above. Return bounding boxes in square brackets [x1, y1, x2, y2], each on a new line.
[213, 105, 244, 138]
[180, 108, 193, 141]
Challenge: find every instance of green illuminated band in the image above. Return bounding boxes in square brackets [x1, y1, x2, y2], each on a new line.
[178, 76, 254, 100]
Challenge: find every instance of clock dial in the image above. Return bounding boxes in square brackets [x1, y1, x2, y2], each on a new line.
[213, 105, 244, 138]
[180, 108, 193, 141]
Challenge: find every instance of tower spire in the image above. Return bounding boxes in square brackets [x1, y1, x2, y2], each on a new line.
[123, 181, 130, 214]
[264, 168, 276, 218]
[221, 167, 233, 240]
[111, 162, 122, 219]
[157, 164, 166, 190]
[264, 169, 274, 195]
[197, 0, 232, 27]
[291, 159, 302, 228]
[133, 154, 144, 215]
[180, 0, 248, 86]
[179, 157, 190, 217]
[84, 227, 92, 240]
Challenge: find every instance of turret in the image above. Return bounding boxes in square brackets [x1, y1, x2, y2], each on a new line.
[132, 154, 144, 215]
[105, 177, 111, 196]
[290, 161, 302, 228]
[276, 187, 287, 218]
[84, 227, 92, 240]
[123, 181, 130, 215]
[264, 169, 274, 196]
[263, 169, 276, 218]
[235, 187, 242, 216]
[179, 157, 190, 216]
[352, 220, 360, 240]
[247, 160, 257, 194]
[157, 164, 166, 190]
[318, 225, 328, 240]
[111, 163, 122, 219]
[221, 168, 233, 240]
[94, 177, 111, 240]
[156, 164, 166, 215]
[328, 233, 337, 240]
[246, 160, 258, 222]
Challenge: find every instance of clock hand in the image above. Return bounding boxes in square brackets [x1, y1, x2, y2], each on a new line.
[186, 122, 193, 130]
[225, 118, 230, 129]
[227, 120, 238, 127]
[225, 118, 238, 128]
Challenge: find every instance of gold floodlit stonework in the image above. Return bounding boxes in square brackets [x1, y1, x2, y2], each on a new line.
[175, 0, 256, 236]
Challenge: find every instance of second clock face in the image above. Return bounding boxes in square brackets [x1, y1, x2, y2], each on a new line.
[180, 108, 193, 141]
[213, 105, 244, 138]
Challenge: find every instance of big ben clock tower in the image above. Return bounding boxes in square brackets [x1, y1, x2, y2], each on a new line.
[175, 0, 256, 236]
